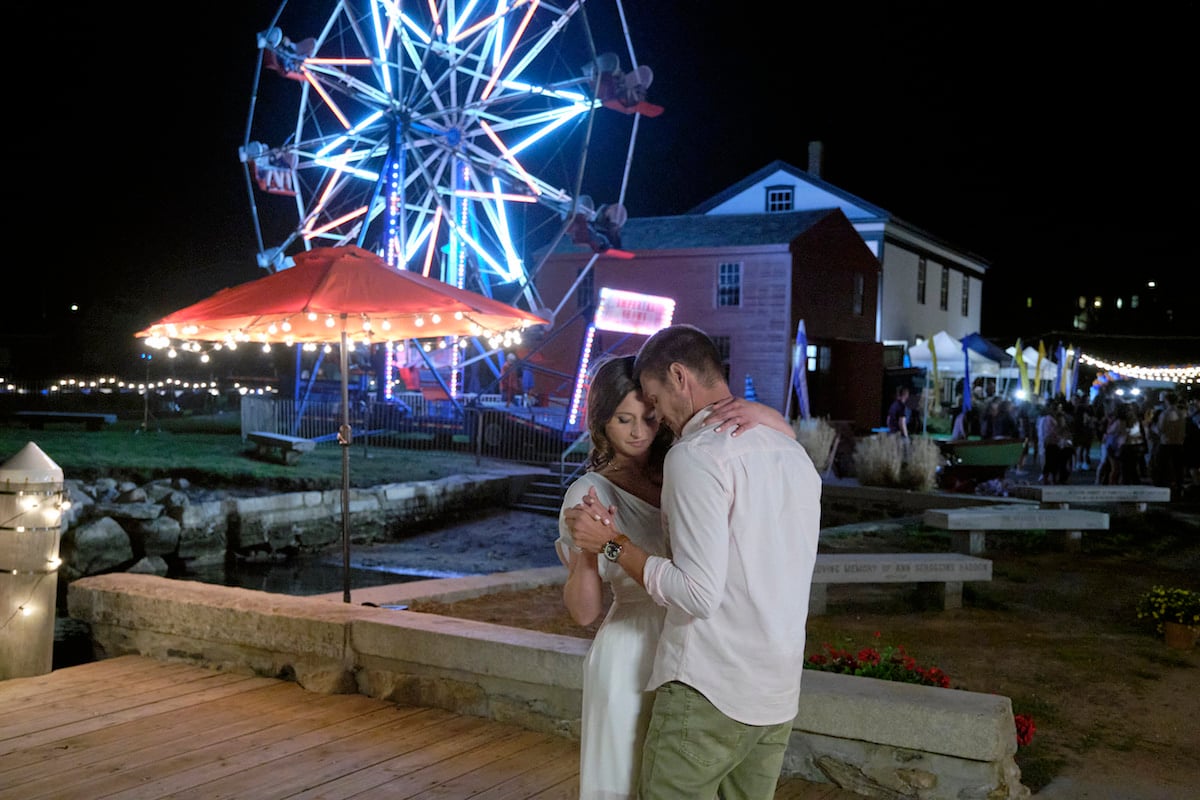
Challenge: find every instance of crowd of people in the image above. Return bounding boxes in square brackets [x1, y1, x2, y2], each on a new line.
[948, 387, 1200, 495]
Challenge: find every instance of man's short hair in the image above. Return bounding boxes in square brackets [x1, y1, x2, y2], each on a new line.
[634, 324, 723, 386]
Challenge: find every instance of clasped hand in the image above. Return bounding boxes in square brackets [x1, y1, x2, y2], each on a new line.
[563, 486, 616, 554]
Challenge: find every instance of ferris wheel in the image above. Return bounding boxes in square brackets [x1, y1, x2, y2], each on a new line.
[240, 0, 655, 323]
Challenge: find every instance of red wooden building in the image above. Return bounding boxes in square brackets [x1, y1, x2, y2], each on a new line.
[529, 207, 884, 433]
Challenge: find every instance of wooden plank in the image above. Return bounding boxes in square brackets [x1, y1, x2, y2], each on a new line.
[0, 681, 300, 779]
[460, 741, 583, 800]
[0, 657, 861, 800]
[268, 726, 553, 800]
[31, 703, 412, 799]
[0, 656, 195, 712]
[378, 729, 567, 799]
[0, 666, 264, 746]
[171, 711, 497, 800]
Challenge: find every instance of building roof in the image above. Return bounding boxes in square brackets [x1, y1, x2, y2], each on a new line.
[688, 159, 889, 220]
[686, 159, 991, 269]
[548, 208, 844, 256]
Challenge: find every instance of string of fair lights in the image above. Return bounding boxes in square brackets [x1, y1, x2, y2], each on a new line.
[0, 487, 69, 635]
[0, 349, 1193, 407]
[1077, 353, 1198, 385]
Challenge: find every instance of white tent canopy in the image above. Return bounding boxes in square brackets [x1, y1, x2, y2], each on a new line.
[908, 331, 1000, 377]
[1003, 345, 1058, 380]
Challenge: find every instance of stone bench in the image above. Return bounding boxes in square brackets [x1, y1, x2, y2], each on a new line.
[810, 553, 992, 614]
[1007, 484, 1171, 512]
[246, 431, 316, 465]
[12, 410, 117, 431]
[923, 504, 1109, 554]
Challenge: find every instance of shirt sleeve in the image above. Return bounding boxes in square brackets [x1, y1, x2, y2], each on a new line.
[643, 445, 729, 618]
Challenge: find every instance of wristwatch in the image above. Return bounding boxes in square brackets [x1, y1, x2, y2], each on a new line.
[601, 534, 631, 562]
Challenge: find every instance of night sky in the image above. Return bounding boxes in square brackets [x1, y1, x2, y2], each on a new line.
[24, 2, 1196, 376]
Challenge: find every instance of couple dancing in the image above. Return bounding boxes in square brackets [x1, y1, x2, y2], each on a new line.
[555, 324, 822, 800]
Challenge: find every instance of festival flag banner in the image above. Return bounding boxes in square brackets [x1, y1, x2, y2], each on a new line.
[1034, 340, 1047, 396]
[1053, 342, 1065, 397]
[927, 332, 939, 406]
[792, 320, 811, 419]
[1014, 337, 1030, 397]
[1068, 346, 1080, 398]
[961, 339, 972, 411]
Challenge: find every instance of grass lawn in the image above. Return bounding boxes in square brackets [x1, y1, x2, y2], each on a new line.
[0, 413, 518, 491]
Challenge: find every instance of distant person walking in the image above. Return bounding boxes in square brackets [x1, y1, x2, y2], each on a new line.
[887, 386, 911, 438]
[1152, 391, 1187, 497]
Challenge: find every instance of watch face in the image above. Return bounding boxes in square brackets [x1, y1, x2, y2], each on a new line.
[602, 540, 621, 562]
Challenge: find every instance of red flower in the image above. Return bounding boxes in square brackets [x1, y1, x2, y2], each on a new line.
[1014, 713, 1037, 747]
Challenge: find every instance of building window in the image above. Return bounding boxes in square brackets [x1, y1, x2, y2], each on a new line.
[711, 335, 732, 383]
[852, 272, 864, 315]
[939, 265, 949, 311]
[576, 267, 594, 310]
[816, 345, 832, 374]
[765, 185, 793, 213]
[917, 258, 927, 304]
[717, 262, 742, 307]
[960, 275, 970, 316]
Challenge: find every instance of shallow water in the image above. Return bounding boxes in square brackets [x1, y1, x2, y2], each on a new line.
[176, 507, 561, 596]
[180, 555, 425, 596]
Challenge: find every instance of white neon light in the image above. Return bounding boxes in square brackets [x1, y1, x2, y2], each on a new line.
[594, 288, 676, 335]
[315, 111, 385, 158]
[569, 324, 597, 427]
[370, 0, 393, 96]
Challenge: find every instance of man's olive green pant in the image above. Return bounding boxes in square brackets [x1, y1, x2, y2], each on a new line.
[639, 681, 792, 800]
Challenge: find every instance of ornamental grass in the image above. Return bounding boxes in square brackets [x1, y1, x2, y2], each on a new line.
[851, 433, 940, 491]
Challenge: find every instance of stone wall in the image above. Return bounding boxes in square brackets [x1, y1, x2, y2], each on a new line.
[57, 470, 542, 582]
[69, 572, 1030, 800]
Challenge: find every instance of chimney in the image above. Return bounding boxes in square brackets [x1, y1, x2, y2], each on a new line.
[807, 141, 824, 177]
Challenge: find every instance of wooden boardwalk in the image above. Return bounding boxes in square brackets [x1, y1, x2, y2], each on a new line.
[0, 656, 857, 799]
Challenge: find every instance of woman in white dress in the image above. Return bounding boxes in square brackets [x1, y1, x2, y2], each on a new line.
[556, 355, 793, 799]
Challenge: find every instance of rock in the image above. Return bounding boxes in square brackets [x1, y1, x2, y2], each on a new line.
[61, 517, 133, 578]
[116, 486, 149, 503]
[128, 555, 170, 576]
[135, 516, 182, 557]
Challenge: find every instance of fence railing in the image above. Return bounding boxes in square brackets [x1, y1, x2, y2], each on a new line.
[240, 395, 587, 468]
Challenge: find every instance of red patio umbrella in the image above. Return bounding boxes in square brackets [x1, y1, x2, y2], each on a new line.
[136, 245, 547, 602]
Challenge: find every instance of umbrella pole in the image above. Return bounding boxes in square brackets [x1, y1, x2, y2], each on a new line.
[339, 325, 352, 604]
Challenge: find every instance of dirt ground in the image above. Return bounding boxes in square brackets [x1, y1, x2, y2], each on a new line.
[388, 507, 1200, 798]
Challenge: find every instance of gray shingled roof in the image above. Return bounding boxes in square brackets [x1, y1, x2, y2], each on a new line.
[549, 209, 839, 255]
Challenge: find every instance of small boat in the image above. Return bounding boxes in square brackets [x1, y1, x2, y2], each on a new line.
[936, 437, 1026, 491]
